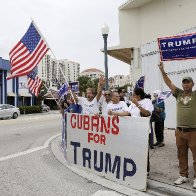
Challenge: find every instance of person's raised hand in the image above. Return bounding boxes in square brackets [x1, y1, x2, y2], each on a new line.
[158, 62, 164, 71]
[99, 76, 105, 86]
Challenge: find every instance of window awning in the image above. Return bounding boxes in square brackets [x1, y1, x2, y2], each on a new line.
[7, 92, 16, 97]
[19, 92, 32, 97]
[101, 45, 132, 65]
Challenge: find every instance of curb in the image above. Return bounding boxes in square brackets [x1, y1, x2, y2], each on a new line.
[50, 136, 196, 196]
[147, 179, 196, 196]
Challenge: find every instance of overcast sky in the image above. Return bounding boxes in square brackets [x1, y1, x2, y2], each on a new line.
[0, 0, 129, 77]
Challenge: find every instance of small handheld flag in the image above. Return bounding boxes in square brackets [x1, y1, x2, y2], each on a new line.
[157, 90, 172, 104]
[27, 71, 42, 96]
[58, 82, 69, 99]
[135, 76, 145, 89]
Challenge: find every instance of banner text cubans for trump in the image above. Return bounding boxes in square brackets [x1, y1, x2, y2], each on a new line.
[66, 113, 149, 191]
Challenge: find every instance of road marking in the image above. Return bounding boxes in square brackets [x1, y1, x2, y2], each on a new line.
[92, 190, 123, 196]
[0, 133, 61, 162]
[44, 133, 61, 148]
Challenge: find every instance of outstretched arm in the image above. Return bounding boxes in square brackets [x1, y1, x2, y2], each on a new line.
[96, 76, 105, 102]
[158, 62, 176, 94]
[108, 110, 130, 116]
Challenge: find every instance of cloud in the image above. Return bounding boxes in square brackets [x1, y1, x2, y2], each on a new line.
[0, 0, 129, 77]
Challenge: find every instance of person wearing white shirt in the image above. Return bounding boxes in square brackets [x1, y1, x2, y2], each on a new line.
[109, 88, 153, 117]
[71, 76, 105, 115]
[99, 90, 112, 115]
[108, 87, 154, 178]
[105, 91, 129, 116]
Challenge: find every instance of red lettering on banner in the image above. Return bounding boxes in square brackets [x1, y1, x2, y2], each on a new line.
[88, 132, 93, 143]
[70, 114, 120, 138]
[107, 116, 111, 134]
[91, 115, 99, 132]
[112, 116, 119, 135]
[88, 132, 106, 145]
[83, 115, 90, 130]
[77, 115, 83, 129]
[100, 116, 108, 133]
[70, 114, 76, 128]
[100, 134, 106, 145]
[94, 134, 99, 143]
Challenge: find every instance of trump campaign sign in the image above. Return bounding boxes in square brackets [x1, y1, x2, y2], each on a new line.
[158, 33, 196, 61]
[66, 113, 149, 191]
[69, 81, 79, 93]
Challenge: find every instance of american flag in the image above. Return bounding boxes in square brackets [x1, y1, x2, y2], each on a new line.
[7, 22, 49, 80]
[27, 71, 42, 96]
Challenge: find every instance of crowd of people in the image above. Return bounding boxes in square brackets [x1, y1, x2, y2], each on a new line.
[60, 63, 195, 188]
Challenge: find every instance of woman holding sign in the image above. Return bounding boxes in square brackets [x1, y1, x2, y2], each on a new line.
[108, 87, 154, 177]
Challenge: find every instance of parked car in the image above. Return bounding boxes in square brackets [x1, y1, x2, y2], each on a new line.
[41, 104, 50, 112]
[0, 104, 20, 119]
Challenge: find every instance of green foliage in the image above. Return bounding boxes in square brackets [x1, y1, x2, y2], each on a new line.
[19, 105, 42, 114]
[77, 76, 99, 94]
[36, 82, 48, 105]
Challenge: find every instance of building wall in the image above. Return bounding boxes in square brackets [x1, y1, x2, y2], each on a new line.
[113, 75, 126, 88]
[59, 60, 80, 82]
[0, 57, 33, 106]
[38, 54, 52, 81]
[80, 68, 104, 80]
[119, 0, 196, 47]
[117, 0, 196, 128]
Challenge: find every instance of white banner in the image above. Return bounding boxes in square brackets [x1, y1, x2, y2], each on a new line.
[66, 113, 149, 191]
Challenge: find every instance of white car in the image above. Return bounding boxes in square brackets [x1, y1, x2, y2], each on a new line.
[0, 104, 20, 119]
[41, 104, 50, 112]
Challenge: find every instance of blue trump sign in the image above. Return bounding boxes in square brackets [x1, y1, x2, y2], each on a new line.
[158, 33, 196, 61]
[69, 81, 79, 93]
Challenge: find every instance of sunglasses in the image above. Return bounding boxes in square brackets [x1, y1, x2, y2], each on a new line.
[105, 94, 110, 95]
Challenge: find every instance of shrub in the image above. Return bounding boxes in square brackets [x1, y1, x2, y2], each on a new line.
[19, 105, 42, 114]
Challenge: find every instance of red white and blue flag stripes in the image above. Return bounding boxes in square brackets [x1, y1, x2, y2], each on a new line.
[27, 71, 42, 96]
[7, 22, 49, 80]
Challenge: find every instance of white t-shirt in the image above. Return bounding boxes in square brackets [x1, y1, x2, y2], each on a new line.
[99, 96, 112, 115]
[105, 101, 128, 115]
[128, 98, 154, 117]
[78, 97, 99, 114]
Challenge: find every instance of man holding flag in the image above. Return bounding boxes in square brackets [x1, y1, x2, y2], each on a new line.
[158, 62, 196, 188]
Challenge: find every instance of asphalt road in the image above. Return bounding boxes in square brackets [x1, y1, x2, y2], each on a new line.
[0, 111, 117, 196]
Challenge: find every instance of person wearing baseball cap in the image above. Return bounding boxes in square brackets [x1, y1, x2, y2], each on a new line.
[182, 76, 194, 84]
[158, 62, 196, 188]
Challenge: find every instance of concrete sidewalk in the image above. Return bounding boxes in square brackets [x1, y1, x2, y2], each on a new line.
[149, 129, 195, 190]
[50, 130, 196, 196]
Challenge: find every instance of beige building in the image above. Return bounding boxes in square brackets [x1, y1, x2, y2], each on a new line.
[109, 75, 130, 89]
[108, 0, 196, 128]
[38, 54, 52, 81]
[58, 59, 80, 82]
[80, 68, 104, 80]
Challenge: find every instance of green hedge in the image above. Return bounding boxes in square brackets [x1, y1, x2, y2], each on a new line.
[19, 105, 42, 114]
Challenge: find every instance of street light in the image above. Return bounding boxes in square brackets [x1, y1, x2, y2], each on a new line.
[101, 23, 109, 90]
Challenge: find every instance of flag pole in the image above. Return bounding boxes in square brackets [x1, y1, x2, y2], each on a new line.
[42, 82, 60, 106]
[32, 20, 76, 104]
[58, 63, 76, 104]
